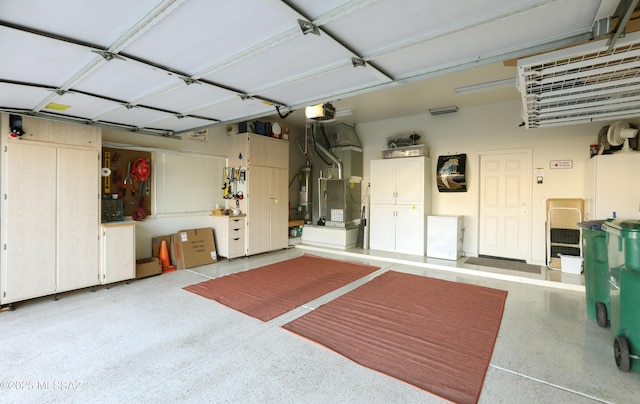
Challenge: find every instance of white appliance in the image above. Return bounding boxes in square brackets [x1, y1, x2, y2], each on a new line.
[427, 216, 463, 260]
[584, 154, 640, 221]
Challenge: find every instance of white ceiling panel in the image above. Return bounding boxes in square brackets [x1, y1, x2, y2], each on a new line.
[120, 0, 299, 74]
[73, 58, 184, 102]
[373, 0, 603, 80]
[145, 114, 215, 132]
[0, 0, 163, 47]
[191, 96, 275, 122]
[143, 82, 236, 114]
[0, 26, 96, 86]
[259, 64, 385, 106]
[0, 0, 622, 136]
[202, 34, 362, 94]
[317, 0, 515, 55]
[40, 92, 122, 120]
[0, 83, 51, 110]
[98, 106, 175, 129]
[286, 0, 350, 18]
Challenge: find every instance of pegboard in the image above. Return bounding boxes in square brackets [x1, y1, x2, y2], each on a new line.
[102, 147, 152, 218]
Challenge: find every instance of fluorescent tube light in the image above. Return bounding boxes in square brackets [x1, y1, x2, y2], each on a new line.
[335, 108, 354, 118]
[429, 106, 458, 115]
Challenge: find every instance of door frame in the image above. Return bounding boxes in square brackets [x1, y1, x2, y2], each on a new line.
[476, 148, 533, 263]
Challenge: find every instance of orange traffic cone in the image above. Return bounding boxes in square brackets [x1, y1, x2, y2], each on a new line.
[160, 239, 176, 273]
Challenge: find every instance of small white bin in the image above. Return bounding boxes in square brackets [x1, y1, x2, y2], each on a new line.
[559, 254, 583, 274]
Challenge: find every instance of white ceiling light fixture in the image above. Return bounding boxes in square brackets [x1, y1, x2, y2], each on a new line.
[335, 108, 355, 118]
[454, 78, 515, 95]
[429, 106, 458, 115]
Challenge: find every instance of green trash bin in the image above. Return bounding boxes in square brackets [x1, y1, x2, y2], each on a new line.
[603, 220, 640, 372]
[578, 220, 609, 327]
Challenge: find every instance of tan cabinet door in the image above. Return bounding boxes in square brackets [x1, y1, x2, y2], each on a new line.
[57, 147, 100, 291]
[2, 142, 57, 303]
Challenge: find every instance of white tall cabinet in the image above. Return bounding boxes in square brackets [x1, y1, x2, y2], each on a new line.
[584, 153, 640, 221]
[1, 115, 101, 305]
[369, 156, 431, 255]
[228, 133, 288, 256]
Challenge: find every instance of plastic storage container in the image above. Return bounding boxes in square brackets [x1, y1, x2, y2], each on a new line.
[602, 219, 640, 372]
[578, 220, 609, 327]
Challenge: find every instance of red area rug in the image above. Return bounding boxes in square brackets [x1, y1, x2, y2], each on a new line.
[282, 271, 507, 404]
[183, 254, 379, 321]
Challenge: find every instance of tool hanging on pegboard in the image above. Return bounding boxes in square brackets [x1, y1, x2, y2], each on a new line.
[129, 158, 150, 221]
[103, 151, 111, 194]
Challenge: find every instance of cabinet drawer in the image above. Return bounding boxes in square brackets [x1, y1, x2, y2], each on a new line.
[229, 226, 244, 239]
[228, 236, 245, 257]
[230, 218, 244, 229]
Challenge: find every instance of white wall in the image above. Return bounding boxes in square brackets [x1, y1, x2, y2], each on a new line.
[357, 99, 619, 265]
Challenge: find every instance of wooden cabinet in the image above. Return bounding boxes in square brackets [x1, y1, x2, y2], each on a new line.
[101, 223, 136, 285]
[1, 116, 101, 304]
[229, 133, 289, 256]
[369, 157, 431, 256]
[211, 216, 245, 259]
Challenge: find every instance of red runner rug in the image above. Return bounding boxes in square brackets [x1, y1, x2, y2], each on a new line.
[183, 254, 379, 322]
[282, 271, 507, 404]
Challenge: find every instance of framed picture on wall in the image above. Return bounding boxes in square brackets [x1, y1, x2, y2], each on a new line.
[437, 154, 467, 192]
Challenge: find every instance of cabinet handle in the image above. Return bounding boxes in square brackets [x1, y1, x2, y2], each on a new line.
[232, 238, 240, 241]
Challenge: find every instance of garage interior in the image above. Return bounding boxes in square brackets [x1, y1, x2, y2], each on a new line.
[1, 1, 640, 402]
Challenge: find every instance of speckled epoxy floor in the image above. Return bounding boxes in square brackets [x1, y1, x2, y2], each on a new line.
[0, 246, 636, 403]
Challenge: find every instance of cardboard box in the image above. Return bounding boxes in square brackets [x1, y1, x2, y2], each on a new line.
[136, 257, 162, 279]
[172, 228, 217, 269]
[152, 235, 174, 265]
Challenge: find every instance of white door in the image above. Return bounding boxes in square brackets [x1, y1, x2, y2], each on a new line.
[479, 150, 531, 260]
[370, 159, 396, 204]
[395, 157, 424, 205]
[395, 204, 424, 255]
[369, 204, 396, 252]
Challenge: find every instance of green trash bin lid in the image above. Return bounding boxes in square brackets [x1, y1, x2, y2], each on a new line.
[602, 219, 640, 239]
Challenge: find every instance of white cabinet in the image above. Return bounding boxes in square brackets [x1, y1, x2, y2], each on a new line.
[229, 133, 288, 256]
[101, 223, 136, 285]
[427, 216, 463, 260]
[370, 157, 425, 205]
[211, 215, 245, 259]
[370, 204, 425, 255]
[369, 157, 431, 255]
[1, 116, 101, 304]
[585, 154, 640, 220]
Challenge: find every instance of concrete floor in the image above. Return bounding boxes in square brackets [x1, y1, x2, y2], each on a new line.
[0, 246, 637, 403]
